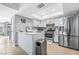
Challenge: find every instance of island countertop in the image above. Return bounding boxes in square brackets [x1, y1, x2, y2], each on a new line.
[18, 31, 45, 55]
[18, 31, 45, 35]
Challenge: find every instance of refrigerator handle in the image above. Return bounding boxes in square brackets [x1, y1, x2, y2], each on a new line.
[67, 19, 71, 36]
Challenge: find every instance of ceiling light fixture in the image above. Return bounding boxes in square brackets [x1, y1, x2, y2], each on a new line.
[32, 3, 63, 20]
[37, 3, 45, 9]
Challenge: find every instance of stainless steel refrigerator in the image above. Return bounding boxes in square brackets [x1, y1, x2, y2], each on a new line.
[59, 18, 68, 47]
[59, 13, 79, 50]
[68, 13, 79, 50]
[58, 26, 64, 46]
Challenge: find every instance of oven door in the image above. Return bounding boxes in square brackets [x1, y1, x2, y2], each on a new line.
[45, 33, 53, 38]
[45, 33, 54, 42]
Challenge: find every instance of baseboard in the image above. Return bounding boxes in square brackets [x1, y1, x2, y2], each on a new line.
[59, 44, 79, 51]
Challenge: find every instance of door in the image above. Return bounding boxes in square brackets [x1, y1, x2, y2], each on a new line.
[63, 35, 68, 47]
[59, 34, 64, 46]
[69, 36, 74, 48]
[73, 37, 79, 49]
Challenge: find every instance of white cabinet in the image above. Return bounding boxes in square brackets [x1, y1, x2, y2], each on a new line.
[33, 20, 40, 27]
[18, 32, 44, 55]
[33, 20, 46, 27]
[33, 19, 56, 27]
[18, 33, 33, 54]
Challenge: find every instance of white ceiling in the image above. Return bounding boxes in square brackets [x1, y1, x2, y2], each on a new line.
[16, 3, 79, 20]
[0, 4, 18, 22]
[0, 3, 79, 22]
[63, 3, 79, 16]
[1, 3, 20, 10]
[17, 3, 57, 19]
[32, 3, 64, 20]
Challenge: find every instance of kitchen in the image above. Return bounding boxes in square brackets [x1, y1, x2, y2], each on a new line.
[0, 3, 79, 55]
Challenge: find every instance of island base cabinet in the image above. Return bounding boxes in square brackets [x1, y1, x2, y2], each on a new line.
[18, 32, 44, 55]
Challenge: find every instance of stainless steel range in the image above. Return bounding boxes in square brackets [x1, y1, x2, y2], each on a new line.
[45, 24, 55, 43]
[45, 31, 54, 43]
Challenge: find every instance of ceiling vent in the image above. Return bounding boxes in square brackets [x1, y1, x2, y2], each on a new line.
[37, 3, 45, 8]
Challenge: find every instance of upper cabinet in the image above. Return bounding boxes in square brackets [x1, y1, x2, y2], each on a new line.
[33, 20, 40, 27]
[33, 18, 61, 27]
[33, 20, 47, 27]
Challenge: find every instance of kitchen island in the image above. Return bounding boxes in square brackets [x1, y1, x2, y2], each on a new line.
[18, 32, 44, 55]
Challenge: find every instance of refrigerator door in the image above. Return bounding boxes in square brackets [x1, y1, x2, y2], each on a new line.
[69, 36, 74, 48]
[70, 17, 74, 36]
[73, 14, 79, 36]
[73, 15, 79, 50]
[73, 37, 79, 50]
[71, 14, 79, 50]
[67, 17, 74, 48]
[68, 15, 79, 50]
[59, 34, 64, 46]
[75, 15, 78, 36]
[63, 35, 68, 47]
